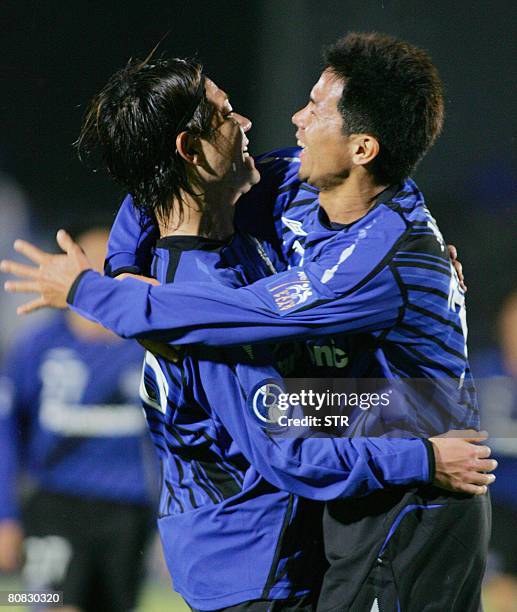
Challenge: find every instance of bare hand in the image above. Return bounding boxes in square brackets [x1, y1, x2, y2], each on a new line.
[0, 520, 24, 573]
[1, 230, 91, 314]
[447, 244, 467, 292]
[116, 272, 160, 286]
[430, 430, 496, 495]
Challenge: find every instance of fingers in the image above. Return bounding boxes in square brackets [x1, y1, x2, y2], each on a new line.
[459, 483, 488, 496]
[116, 273, 160, 286]
[13, 239, 48, 265]
[447, 457, 498, 496]
[16, 297, 48, 315]
[463, 433, 488, 443]
[475, 458, 498, 472]
[459, 429, 488, 442]
[441, 429, 488, 442]
[56, 229, 79, 255]
[447, 244, 467, 291]
[0, 259, 40, 279]
[467, 471, 496, 486]
[453, 262, 467, 292]
[447, 244, 458, 260]
[4, 280, 41, 294]
[475, 445, 492, 459]
[454, 261, 463, 281]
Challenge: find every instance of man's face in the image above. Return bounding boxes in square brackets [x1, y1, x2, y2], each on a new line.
[292, 70, 352, 189]
[198, 79, 260, 199]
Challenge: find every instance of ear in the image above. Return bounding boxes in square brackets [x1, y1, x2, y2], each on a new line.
[175, 131, 200, 165]
[350, 134, 380, 166]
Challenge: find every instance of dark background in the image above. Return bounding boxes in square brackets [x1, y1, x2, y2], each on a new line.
[1, 0, 516, 349]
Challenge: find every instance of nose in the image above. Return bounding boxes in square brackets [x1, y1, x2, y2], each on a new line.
[233, 113, 252, 132]
[292, 106, 306, 128]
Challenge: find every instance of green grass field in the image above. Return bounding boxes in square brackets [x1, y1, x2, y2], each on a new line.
[138, 580, 188, 611]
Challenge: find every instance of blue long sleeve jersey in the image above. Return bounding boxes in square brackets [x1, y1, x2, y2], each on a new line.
[0, 313, 155, 520]
[69, 146, 478, 437]
[134, 233, 430, 609]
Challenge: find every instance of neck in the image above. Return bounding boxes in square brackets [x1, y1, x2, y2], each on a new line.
[158, 187, 235, 240]
[319, 171, 389, 225]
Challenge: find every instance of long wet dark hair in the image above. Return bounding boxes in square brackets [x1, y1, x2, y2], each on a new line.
[75, 56, 214, 225]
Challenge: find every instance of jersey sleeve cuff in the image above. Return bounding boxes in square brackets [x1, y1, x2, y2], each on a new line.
[66, 269, 95, 306]
[422, 438, 436, 484]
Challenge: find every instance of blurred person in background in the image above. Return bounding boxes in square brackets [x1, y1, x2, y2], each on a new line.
[474, 290, 517, 612]
[0, 226, 157, 612]
[0, 171, 37, 355]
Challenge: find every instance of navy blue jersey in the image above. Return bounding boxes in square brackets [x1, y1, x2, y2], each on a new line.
[136, 233, 430, 609]
[0, 314, 155, 519]
[70, 147, 477, 436]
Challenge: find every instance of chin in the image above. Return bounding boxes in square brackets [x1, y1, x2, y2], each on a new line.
[250, 168, 261, 185]
[297, 159, 310, 182]
[241, 169, 261, 192]
[297, 168, 310, 183]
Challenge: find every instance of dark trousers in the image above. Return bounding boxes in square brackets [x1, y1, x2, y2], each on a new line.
[317, 486, 491, 612]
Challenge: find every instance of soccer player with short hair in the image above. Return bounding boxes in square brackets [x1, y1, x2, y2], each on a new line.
[2, 34, 495, 611]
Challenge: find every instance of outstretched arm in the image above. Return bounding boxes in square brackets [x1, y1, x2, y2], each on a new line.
[1, 228, 403, 346]
[0, 226, 464, 348]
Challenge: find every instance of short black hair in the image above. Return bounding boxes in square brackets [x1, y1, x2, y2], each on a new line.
[324, 32, 444, 184]
[75, 57, 214, 224]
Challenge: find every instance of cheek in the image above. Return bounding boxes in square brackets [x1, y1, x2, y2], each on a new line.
[215, 131, 239, 160]
[324, 133, 349, 160]
[307, 123, 333, 148]
[206, 140, 231, 168]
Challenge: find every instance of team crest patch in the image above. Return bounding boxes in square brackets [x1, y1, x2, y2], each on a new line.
[248, 378, 287, 428]
[267, 271, 314, 313]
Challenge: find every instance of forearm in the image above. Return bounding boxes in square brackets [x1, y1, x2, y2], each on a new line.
[68, 269, 398, 346]
[230, 432, 433, 500]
